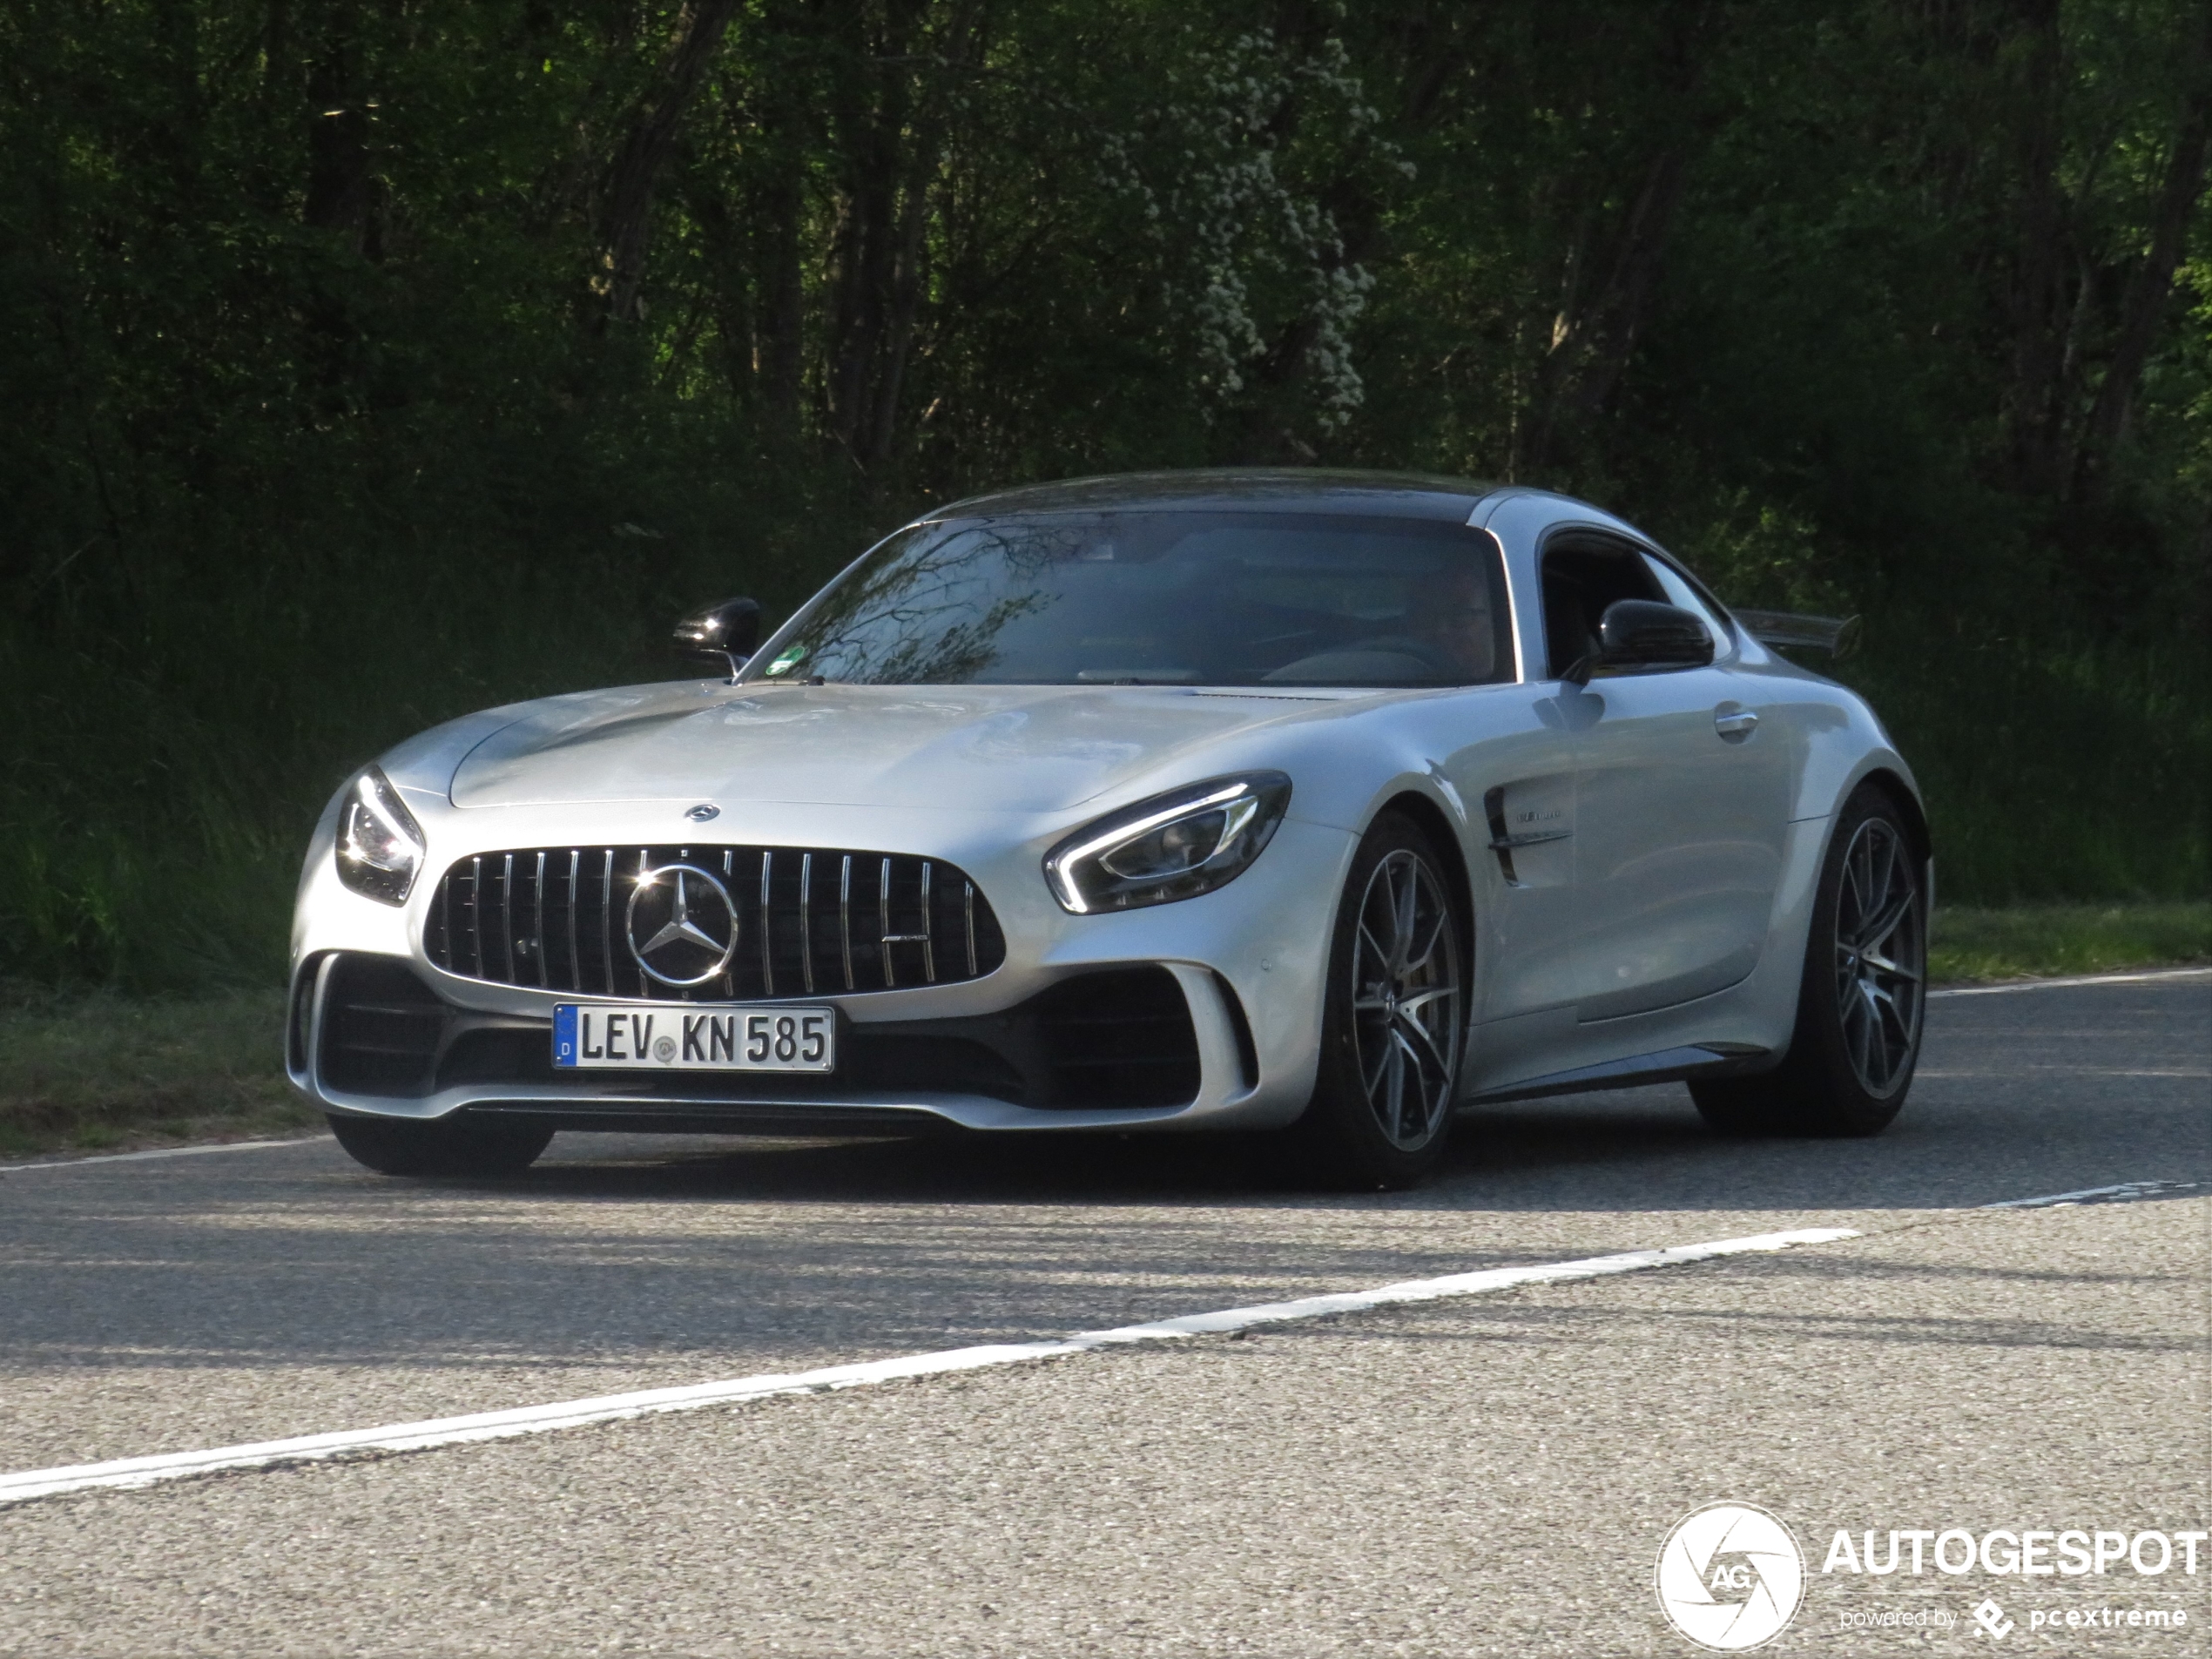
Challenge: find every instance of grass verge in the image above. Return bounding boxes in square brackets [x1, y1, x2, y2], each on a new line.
[2, 903, 2204, 1161]
[0, 988, 314, 1162]
[1929, 902, 2212, 984]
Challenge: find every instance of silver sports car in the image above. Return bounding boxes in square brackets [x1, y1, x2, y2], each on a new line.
[290, 470, 1929, 1187]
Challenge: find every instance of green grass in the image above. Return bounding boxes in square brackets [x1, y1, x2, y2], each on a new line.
[0, 988, 312, 1161]
[2, 902, 2203, 1161]
[1928, 902, 2212, 985]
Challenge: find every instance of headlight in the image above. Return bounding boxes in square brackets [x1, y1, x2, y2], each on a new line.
[335, 766, 426, 906]
[1044, 772, 1291, 914]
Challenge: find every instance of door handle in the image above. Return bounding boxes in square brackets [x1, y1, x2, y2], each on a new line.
[1714, 707, 1758, 740]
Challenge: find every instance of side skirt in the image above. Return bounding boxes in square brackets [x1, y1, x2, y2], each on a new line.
[1465, 1042, 1771, 1106]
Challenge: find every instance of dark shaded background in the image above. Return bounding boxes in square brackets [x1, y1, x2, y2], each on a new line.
[2, 0, 2205, 989]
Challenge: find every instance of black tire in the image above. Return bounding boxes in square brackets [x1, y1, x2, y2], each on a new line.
[1286, 813, 1467, 1189]
[327, 1113, 554, 1177]
[1692, 784, 1926, 1137]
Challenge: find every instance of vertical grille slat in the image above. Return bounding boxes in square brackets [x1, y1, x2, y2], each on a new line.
[532, 851, 548, 988]
[871, 858, 889, 986]
[918, 861, 936, 984]
[799, 853, 815, 995]
[425, 844, 1003, 1001]
[719, 850, 737, 1000]
[839, 855, 854, 991]
[634, 848, 649, 999]
[467, 855, 484, 978]
[498, 853, 516, 983]
[427, 876, 449, 971]
[759, 850, 775, 998]
[964, 880, 978, 978]
[599, 850, 615, 996]
[564, 850, 581, 993]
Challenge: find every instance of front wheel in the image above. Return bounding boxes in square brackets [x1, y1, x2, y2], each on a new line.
[327, 1113, 554, 1177]
[1692, 784, 1926, 1136]
[1287, 814, 1467, 1189]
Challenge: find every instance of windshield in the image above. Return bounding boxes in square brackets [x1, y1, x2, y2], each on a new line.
[745, 511, 1514, 688]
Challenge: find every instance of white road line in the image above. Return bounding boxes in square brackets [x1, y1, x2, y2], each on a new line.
[1931, 966, 2212, 998]
[0, 1225, 1856, 1508]
[1981, 1179, 2201, 1210]
[0, 1136, 325, 1174]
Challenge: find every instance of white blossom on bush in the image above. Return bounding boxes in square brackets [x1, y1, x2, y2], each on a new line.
[1096, 30, 1400, 432]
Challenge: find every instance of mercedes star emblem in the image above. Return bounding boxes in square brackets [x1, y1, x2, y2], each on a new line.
[685, 803, 719, 822]
[625, 864, 739, 987]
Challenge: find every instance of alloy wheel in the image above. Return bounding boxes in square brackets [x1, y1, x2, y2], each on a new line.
[1832, 816, 1924, 1096]
[1349, 849, 1462, 1149]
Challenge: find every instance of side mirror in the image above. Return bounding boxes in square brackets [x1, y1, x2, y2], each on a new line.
[1569, 599, 1714, 683]
[674, 597, 761, 680]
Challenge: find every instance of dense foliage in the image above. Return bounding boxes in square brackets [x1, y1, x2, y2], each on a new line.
[3, 0, 2207, 989]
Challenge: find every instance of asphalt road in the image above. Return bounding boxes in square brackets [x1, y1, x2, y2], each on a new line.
[0, 974, 2206, 1656]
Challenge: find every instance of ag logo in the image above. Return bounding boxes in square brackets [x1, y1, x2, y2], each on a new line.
[626, 864, 739, 987]
[1656, 1501, 1804, 1651]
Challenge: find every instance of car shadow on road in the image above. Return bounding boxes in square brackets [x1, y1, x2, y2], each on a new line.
[475, 1073, 2205, 1217]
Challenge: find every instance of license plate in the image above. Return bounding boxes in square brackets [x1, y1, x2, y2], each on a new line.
[552, 1003, 836, 1073]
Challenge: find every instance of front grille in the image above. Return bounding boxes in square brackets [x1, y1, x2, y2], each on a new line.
[423, 845, 1006, 1001]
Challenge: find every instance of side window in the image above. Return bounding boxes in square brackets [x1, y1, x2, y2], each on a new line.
[1539, 536, 1667, 678]
[1639, 553, 1730, 654]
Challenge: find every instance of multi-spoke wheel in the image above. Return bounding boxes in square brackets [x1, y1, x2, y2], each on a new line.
[1291, 814, 1467, 1188]
[1692, 785, 1926, 1137]
[1350, 848, 1463, 1150]
[1832, 814, 1924, 1097]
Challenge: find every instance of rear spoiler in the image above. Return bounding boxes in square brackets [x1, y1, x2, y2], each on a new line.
[1732, 608, 1863, 658]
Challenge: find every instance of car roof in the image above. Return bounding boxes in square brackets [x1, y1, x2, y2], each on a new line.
[923, 468, 1507, 524]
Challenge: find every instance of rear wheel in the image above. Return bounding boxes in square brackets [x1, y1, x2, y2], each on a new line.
[1288, 814, 1466, 1189]
[327, 1113, 553, 1177]
[1692, 785, 1925, 1136]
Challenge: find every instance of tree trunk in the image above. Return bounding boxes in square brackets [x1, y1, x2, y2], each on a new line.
[1525, 140, 1691, 471]
[759, 160, 807, 424]
[1522, 3, 1716, 476]
[865, 152, 931, 467]
[2073, 3, 2212, 494]
[597, 0, 741, 329]
[2001, 0, 2070, 497]
[822, 0, 940, 464]
[303, 27, 373, 252]
[300, 4, 378, 403]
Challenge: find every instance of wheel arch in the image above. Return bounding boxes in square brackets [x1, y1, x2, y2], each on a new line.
[1370, 788, 1478, 973]
[1853, 765, 1932, 873]
[1791, 764, 1935, 958]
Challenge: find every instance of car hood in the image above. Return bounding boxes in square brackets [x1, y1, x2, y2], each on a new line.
[446, 681, 1362, 814]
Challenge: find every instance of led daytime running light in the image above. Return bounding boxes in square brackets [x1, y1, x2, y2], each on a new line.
[335, 766, 426, 906]
[1043, 772, 1291, 915]
[1049, 782, 1249, 913]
